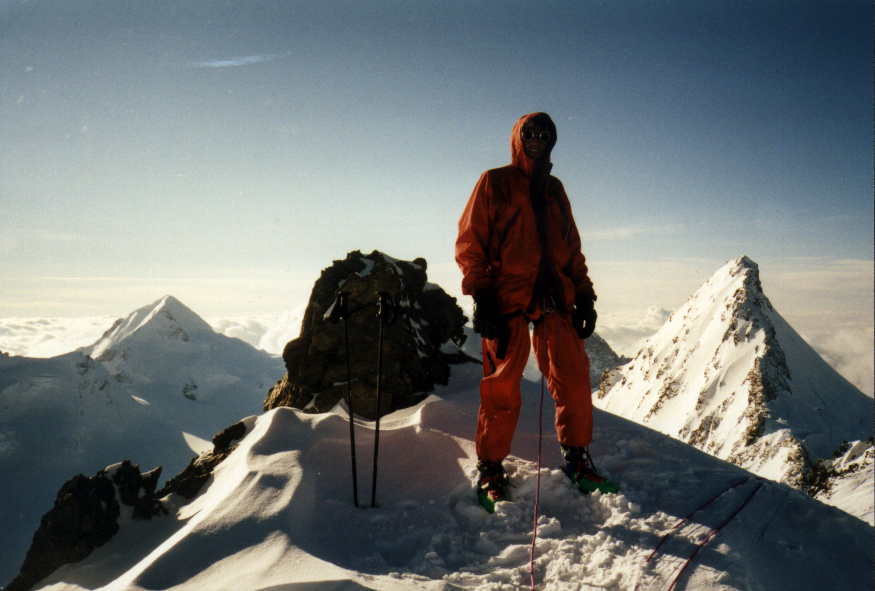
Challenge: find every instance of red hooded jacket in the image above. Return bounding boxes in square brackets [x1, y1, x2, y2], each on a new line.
[455, 113, 595, 317]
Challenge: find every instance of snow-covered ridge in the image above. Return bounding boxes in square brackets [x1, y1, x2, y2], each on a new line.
[596, 256, 872, 493]
[31, 382, 873, 591]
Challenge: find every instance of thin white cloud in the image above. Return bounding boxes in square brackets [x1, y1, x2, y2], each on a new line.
[585, 224, 685, 241]
[208, 307, 304, 355]
[190, 54, 282, 69]
[598, 305, 672, 356]
[803, 326, 874, 397]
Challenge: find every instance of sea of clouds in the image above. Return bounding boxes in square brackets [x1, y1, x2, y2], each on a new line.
[1, 304, 870, 396]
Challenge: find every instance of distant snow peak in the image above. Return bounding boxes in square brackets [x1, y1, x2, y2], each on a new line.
[150, 294, 213, 333]
[87, 295, 213, 360]
[597, 255, 872, 492]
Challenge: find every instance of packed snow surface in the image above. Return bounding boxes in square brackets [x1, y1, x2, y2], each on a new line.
[30, 361, 872, 591]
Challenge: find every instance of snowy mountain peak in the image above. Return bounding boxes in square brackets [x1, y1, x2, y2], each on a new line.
[702, 253, 757, 282]
[732, 254, 757, 271]
[692, 254, 764, 306]
[86, 295, 214, 360]
[597, 256, 872, 490]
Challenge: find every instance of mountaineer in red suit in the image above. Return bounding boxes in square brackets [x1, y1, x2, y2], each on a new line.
[455, 112, 617, 510]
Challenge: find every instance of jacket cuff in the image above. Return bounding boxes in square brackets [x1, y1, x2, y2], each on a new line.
[575, 284, 597, 302]
[461, 274, 494, 296]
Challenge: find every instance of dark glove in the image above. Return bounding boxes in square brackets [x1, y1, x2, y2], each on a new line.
[473, 289, 509, 359]
[572, 296, 597, 340]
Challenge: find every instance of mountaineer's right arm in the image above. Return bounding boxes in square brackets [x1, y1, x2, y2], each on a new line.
[455, 171, 494, 296]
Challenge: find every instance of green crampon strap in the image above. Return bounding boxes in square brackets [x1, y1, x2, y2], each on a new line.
[477, 480, 509, 513]
[477, 488, 498, 513]
[574, 473, 620, 494]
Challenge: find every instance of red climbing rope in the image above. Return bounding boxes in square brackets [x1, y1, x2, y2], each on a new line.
[634, 477, 761, 591]
[646, 477, 749, 564]
[665, 481, 763, 591]
[529, 374, 546, 590]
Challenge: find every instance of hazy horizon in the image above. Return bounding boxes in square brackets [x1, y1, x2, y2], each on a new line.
[1, 1, 871, 391]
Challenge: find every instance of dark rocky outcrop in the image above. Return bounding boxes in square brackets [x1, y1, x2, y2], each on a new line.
[7, 461, 162, 591]
[7, 420, 251, 591]
[265, 250, 469, 419]
[584, 333, 628, 391]
[156, 421, 249, 500]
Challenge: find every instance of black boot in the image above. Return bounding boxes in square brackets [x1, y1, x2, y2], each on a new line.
[560, 445, 619, 494]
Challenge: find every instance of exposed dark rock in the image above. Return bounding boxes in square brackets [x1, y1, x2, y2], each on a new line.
[585, 333, 626, 391]
[110, 461, 163, 519]
[806, 438, 875, 498]
[8, 420, 251, 591]
[265, 250, 469, 419]
[211, 420, 247, 452]
[156, 420, 249, 500]
[7, 461, 162, 591]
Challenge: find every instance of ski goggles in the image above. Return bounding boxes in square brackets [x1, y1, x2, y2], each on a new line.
[521, 128, 552, 142]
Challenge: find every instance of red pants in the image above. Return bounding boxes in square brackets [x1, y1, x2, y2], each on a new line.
[476, 313, 593, 462]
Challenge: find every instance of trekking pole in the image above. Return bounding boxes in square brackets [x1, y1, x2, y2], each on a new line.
[324, 290, 359, 507]
[371, 291, 391, 508]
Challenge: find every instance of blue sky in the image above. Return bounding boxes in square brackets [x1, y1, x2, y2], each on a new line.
[1, 0, 871, 332]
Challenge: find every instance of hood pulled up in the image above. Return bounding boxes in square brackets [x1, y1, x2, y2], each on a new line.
[510, 112, 557, 177]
